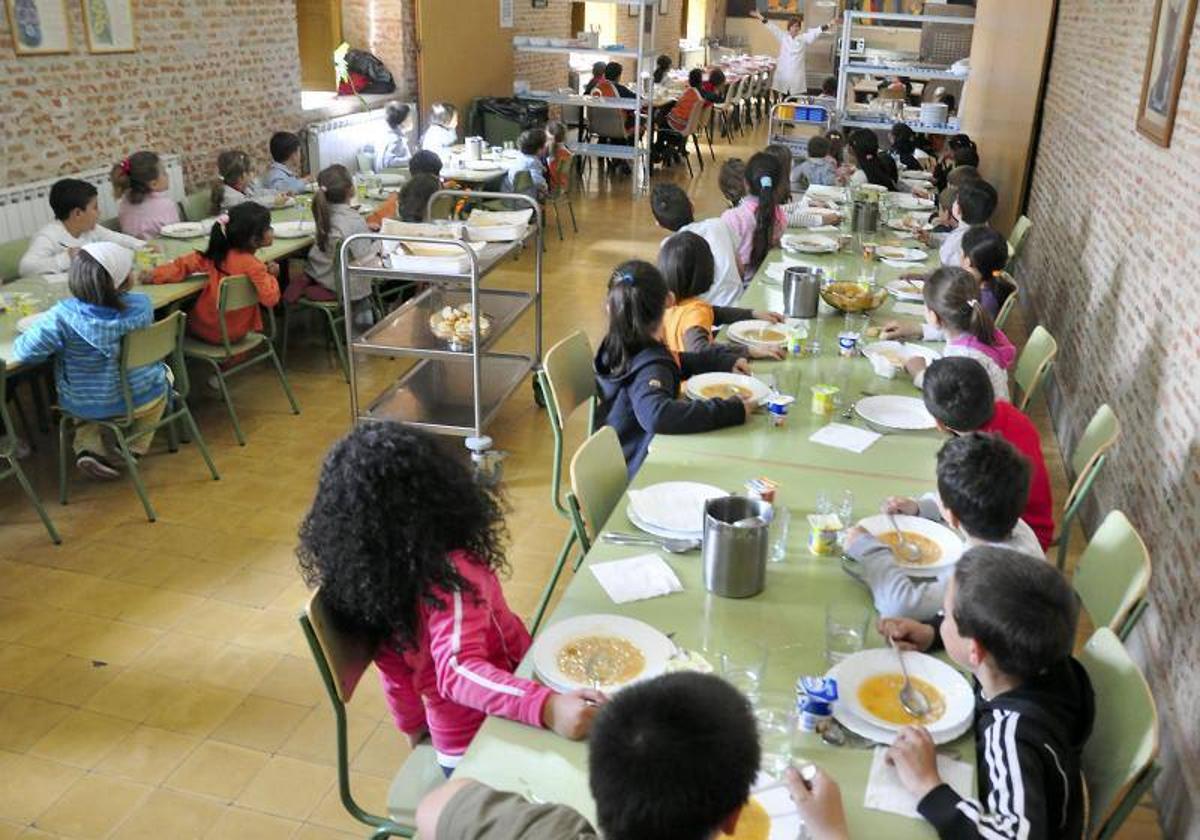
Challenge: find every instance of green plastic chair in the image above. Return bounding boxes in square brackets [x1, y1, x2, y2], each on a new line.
[993, 272, 1020, 332]
[1008, 214, 1032, 261]
[529, 331, 597, 635]
[58, 311, 220, 522]
[1072, 511, 1150, 641]
[282, 243, 352, 382]
[179, 189, 214, 222]
[545, 179, 578, 242]
[0, 238, 30, 281]
[298, 588, 442, 839]
[567, 426, 629, 557]
[1, 362, 60, 543]
[1078, 628, 1160, 840]
[356, 152, 376, 174]
[1056, 404, 1121, 569]
[182, 274, 301, 446]
[1012, 324, 1057, 413]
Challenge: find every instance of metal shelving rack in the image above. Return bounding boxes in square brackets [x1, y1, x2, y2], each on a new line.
[836, 9, 973, 137]
[338, 191, 543, 459]
[513, 0, 657, 192]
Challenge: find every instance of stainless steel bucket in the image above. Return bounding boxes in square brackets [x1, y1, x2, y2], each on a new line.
[702, 496, 771, 598]
[782, 266, 822, 318]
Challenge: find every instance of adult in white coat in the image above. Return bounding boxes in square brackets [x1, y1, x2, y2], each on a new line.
[751, 10, 831, 97]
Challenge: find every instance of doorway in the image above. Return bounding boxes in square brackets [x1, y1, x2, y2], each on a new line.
[296, 0, 343, 91]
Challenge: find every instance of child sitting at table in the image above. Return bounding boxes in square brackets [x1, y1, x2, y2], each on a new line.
[961, 225, 1015, 318]
[543, 120, 573, 192]
[111, 151, 180, 241]
[721, 152, 786, 280]
[665, 68, 723, 133]
[793, 134, 838, 190]
[838, 129, 897, 191]
[650, 183, 743, 306]
[879, 549, 1093, 840]
[595, 260, 751, 475]
[260, 132, 310, 194]
[659, 232, 783, 360]
[843, 432, 1044, 620]
[12, 243, 168, 480]
[398, 174, 442, 222]
[298, 422, 602, 774]
[295, 164, 378, 317]
[421, 102, 459, 154]
[149, 203, 280, 345]
[376, 101, 415, 170]
[717, 157, 747, 208]
[20, 179, 146, 275]
[764, 143, 794, 204]
[210, 150, 256, 214]
[938, 177, 997, 266]
[923, 357, 1054, 549]
[502, 128, 548, 202]
[880, 266, 1015, 401]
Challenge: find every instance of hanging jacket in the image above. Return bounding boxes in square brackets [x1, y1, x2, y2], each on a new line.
[12, 294, 167, 419]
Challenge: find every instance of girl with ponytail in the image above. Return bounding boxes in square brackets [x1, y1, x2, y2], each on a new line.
[149, 203, 280, 345]
[211, 150, 256, 215]
[112, 151, 180, 240]
[888, 266, 1015, 401]
[720, 151, 786, 280]
[841, 129, 897, 191]
[960, 225, 1016, 319]
[295, 165, 378, 314]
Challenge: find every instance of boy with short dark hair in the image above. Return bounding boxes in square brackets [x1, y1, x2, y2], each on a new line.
[794, 134, 837, 189]
[923, 357, 1054, 548]
[409, 150, 443, 178]
[20, 178, 145, 276]
[260, 131, 310, 193]
[940, 178, 998, 266]
[650, 183, 744, 306]
[503, 128, 548, 201]
[880, 547, 1094, 839]
[844, 432, 1044, 619]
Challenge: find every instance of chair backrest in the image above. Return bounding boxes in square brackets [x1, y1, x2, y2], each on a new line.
[543, 331, 596, 432]
[0, 238, 30, 281]
[180, 189, 212, 223]
[1078, 628, 1159, 839]
[1073, 511, 1150, 640]
[587, 107, 628, 140]
[1069, 404, 1120, 495]
[1009, 214, 1032, 259]
[1013, 324, 1058, 412]
[569, 426, 628, 542]
[356, 152, 375, 174]
[994, 273, 1020, 331]
[216, 274, 269, 348]
[680, 96, 708, 137]
[301, 587, 375, 705]
[111, 310, 185, 421]
[513, 170, 534, 197]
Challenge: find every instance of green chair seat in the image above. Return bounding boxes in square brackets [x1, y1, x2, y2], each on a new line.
[0, 238, 30, 281]
[386, 743, 446, 827]
[1012, 324, 1057, 413]
[1056, 404, 1120, 569]
[1072, 511, 1149, 640]
[182, 331, 269, 359]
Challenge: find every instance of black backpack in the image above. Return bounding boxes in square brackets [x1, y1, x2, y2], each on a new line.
[345, 49, 396, 94]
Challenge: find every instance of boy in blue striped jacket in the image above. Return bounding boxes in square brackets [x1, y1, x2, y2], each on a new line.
[13, 242, 168, 480]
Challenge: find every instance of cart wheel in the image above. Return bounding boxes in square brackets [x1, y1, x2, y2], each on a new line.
[532, 377, 546, 408]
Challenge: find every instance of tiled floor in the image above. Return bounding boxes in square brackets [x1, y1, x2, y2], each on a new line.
[0, 125, 1161, 838]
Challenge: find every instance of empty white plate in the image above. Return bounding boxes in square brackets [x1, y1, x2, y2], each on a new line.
[875, 245, 928, 263]
[627, 481, 726, 537]
[158, 222, 207, 239]
[782, 233, 838, 254]
[854, 394, 936, 431]
[272, 221, 316, 239]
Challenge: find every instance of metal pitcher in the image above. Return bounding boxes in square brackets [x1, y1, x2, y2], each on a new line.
[782, 266, 822, 319]
[851, 199, 880, 234]
[702, 496, 771, 599]
[465, 137, 484, 162]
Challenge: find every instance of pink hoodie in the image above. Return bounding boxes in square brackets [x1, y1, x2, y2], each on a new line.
[373, 550, 554, 767]
[953, 328, 1016, 369]
[720, 197, 787, 278]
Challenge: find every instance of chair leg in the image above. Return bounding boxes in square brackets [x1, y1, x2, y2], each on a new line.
[58, 416, 71, 505]
[31, 372, 51, 434]
[323, 310, 350, 383]
[693, 135, 705, 172]
[530, 528, 578, 637]
[208, 361, 246, 447]
[181, 407, 221, 481]
[553, 201, 564, 241]
[683, 148, 694, 178]
[112, 429, 156, 522]
[280, 305, 292, 368]
[268, 348, 302, 415]
[9, 456, 61, 544]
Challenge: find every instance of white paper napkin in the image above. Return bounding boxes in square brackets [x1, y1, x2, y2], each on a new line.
[590, 553, 684, 604]
[810, 423, 882, 454]
[892, 301, 928, 317]
[882, 258, 926, 269]
[864, 746, 975, 819]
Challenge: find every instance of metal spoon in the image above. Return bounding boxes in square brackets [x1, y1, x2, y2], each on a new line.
[887, 512, 923, 564]
[890, 635, 932, 720]
[600, 532, 700, 554]
[819, 717, 874, 749]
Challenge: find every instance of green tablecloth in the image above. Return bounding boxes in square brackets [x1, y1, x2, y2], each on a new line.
[445, 235, 968, 837]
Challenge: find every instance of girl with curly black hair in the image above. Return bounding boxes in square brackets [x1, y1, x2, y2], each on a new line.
[298, 423, 602, 773]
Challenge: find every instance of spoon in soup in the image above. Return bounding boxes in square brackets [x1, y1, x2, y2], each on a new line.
[887, 513, 923, 564]
[890, 634, 932, 720]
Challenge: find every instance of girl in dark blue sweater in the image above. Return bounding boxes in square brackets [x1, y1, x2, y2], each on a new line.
[594, 260, 751, 475]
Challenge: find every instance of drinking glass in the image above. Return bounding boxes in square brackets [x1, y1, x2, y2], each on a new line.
[720, 641, 768, 702]
[769, 504, 791, 563]
[843, 313, 869, 340]
[825, 603, 869, 665]
[755, 694, 800, 778]
[838, 490, 855, 529]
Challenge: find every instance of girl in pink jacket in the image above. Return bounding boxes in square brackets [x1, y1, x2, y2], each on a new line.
[298, 424, 603, 772]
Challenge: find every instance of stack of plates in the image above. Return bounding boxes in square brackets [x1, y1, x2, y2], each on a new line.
[531, 614, 674, 692]
[891, 194, 936, 211]
[920, 102, 949, 126]
[626, 480, 726, 540]
[854, 394, 937, 431]
[827, 648, 974, 744]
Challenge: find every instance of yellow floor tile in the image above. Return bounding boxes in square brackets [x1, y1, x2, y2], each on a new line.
[277, 704, 376, 768]
[141, 683, 245, 738]
[0, 645, 65, 693]
[208, 695, 309, 753]
[250, 655, 327, 708]
[57, 620, 163, 668]
[176, 599, 263, 643]
[29, 709, 136, 769]
[350, 721, 410, 779]
[82, 668, 182, 723]
[0, 821, 20, 840]
[208, 569, 295, 609]
[0, 695, 73, 753]
[32, 774, 151, 838]
[195, 644, 283, 694]
[291, 825, 360, 840]
[131, 634, 224, 683]
[108, 788, 225, 840]
[164, 740, 270, 800]
[235, 755, 333, 820]
[0, 601, 64, 644]
[202, 806, 300, 840]
[92, 726, 200, 785]
[113, 589, 206, 631]
[0, 751, 84, 824]
[305, 772, 392, 834]
[22, 656, 123, 708]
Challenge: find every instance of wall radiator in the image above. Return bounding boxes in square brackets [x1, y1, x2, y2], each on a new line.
[0, 155, 186, 243]
[302, 104, 417, 175]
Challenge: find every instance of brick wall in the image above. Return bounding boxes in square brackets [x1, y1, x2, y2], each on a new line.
[615, 2, 685, 77]
[0, 0, 304, 191]
[513, 0, 574, 93]
[1022, 0, 1199, 832]
[341, 0, 418, 101]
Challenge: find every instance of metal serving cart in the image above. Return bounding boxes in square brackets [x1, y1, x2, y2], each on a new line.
[767, 98, 832, 159]
[337, 190, 543, 465]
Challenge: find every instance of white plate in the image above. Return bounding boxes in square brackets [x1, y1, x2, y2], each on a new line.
[884, 277, 925, 301]
[854, 394, 936, 431]
[685, 372, 772, 405]
[856, 513, 964, 573]
[856, 183, 889, 195]
[465, 160, 504, 172]
[258, 196, 296, 210]
[272, 220, 316, 239]
[860, 340, 940, 370]
[627, 481, 726, 536]
[16, 312, 49, 333]
[828, 648, 974, 736]
[887, 216, 933, 233]
[806, 184, 847, 202]
[158, 222, 207, 239]
[532, 614, 674, 692]
[875, 245, 928, 263]
[891, 194, 935, 211]
[781, 233, 838, 254]
[726, 320, 790, 347]
[378, 173, 406, 186]
[902, 169, 934, 181]
[627, 504, 701, 541]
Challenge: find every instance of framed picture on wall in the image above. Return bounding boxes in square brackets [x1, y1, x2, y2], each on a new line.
[1138, 0, 1197, 146]
[6, 0, 71, 55]
[82, 0, 136, 53]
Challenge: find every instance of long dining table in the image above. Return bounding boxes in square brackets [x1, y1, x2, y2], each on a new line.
[433, 206, 974, 837]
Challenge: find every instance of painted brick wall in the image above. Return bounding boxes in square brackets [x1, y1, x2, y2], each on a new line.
[0, 0, 304, 191]
[1022, 0, 1199, 833]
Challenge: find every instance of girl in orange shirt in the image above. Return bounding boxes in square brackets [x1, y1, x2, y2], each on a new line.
[544, 120, 573, 192]
[150, 203, 280, 345]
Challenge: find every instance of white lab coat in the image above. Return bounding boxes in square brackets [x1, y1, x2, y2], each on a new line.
[765, 24, 824, 95]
